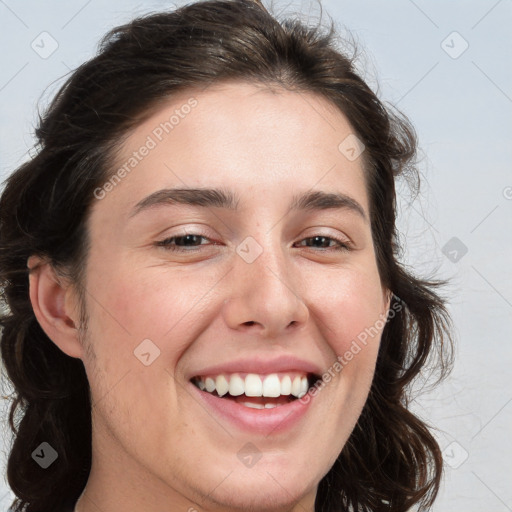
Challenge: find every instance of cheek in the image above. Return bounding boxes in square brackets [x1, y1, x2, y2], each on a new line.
[305, 263, 386, 361]
[83, 260, 216, 370]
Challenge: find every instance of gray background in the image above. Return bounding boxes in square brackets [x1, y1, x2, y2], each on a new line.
[0, 1, 511, 510]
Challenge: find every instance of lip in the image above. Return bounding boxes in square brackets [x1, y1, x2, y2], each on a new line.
[187, 354, 323, 379]
[189, 380, 315, 435]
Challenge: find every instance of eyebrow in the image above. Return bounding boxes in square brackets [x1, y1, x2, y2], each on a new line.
[129, 187, 367, 221]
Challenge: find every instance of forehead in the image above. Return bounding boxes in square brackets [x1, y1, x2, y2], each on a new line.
[91, 80, 369, 222]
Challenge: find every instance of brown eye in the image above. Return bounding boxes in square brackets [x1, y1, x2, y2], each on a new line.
[156, 233, 211, 252]
[295, 235, 351, 251]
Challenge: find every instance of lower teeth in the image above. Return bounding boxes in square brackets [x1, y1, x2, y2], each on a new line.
[194, 383, 297, 409]
[241, 402, 280, 409]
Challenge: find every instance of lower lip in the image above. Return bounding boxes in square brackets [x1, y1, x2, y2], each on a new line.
[190, 382, 314, 435]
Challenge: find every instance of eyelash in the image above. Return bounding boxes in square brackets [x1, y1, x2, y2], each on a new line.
[155, 233, 352, 253]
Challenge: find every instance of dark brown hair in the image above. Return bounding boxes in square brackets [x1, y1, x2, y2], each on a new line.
[0, 1, 454, 511]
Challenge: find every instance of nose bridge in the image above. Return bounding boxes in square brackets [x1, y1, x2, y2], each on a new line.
[244, 233, 292, 294]
[222, 229, 309, 337]
[247, 221, 297, 282]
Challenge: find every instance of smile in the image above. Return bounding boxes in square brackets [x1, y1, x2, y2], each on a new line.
[190, 371, 322, 433]
[192, 371, 317, 405]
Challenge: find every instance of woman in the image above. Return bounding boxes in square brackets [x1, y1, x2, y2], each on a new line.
[0, 1, 454, 511]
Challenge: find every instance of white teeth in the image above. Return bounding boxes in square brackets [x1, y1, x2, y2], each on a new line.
[215, 375, 229, 397]
[241, 402, 283, 409]
[242, 402, 265, 409]
[280, 375, 292, 395]
[228, 374, 245, 396]
[205, 377, 216, 393]
[299, 376, 309, 398]
[291, 376, 302, 397]
[244, 374, 263, 397]
[195, 372, 314, 399]
[262, 374, 281, 397]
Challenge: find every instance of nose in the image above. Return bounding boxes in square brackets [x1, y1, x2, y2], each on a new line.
[222, 238, 309, 339]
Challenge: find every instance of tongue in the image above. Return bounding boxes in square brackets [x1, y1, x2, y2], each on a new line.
[226, 395, 294, 406]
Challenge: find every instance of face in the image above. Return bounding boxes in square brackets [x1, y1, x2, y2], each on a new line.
[76, 81, 390, 511]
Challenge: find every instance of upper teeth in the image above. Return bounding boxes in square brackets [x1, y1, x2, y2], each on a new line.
[194, 373, 310, 398]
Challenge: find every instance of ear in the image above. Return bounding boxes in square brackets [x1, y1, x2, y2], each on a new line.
[27, 255, 84, 359]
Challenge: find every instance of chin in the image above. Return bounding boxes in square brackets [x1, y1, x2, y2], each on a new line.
[193, 462, 319, 512]
[204, 483, 312, 512]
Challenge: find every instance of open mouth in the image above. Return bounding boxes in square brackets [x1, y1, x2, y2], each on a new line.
[191, 372, 321, 409]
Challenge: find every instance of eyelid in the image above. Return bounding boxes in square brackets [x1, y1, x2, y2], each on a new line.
[153, 223, 217, 240]
[300, 227, 353, 244]
[155, 230, 354, 253]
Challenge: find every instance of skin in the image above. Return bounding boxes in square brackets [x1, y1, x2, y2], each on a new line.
[29, 81, 390, 512]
